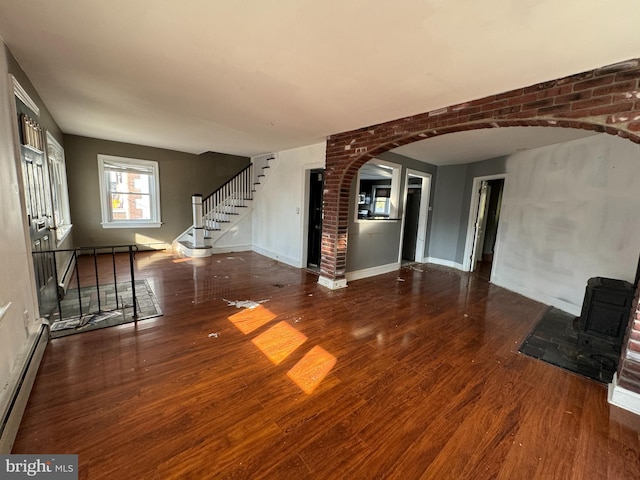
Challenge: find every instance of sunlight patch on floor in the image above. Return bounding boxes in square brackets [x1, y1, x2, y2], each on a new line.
[226, 301, 336, 394]
[228, 304, 277, 335]
[287, 346, 337, 394]
[251, 321, 307, 365]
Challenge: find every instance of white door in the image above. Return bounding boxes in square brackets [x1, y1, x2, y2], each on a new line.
[470, 181, 491, 271]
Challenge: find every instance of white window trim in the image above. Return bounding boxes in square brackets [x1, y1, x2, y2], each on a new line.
[355, 158, 401, 222]
[46, 132, 72, 245]
[97, 154, 162, 229]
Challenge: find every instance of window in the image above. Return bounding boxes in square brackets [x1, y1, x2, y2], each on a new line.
[356, 159, 400, 220]
[372, 186, 391, 215]
[46, 133, 72, 244]
[97, 155, 161, 228]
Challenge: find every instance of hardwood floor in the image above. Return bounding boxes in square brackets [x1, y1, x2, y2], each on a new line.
[13, 250, 640, 479]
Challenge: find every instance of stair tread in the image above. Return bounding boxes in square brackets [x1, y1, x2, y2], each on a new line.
[179, 240, 212, 250]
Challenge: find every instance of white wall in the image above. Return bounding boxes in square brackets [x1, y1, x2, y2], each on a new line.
[214, 213, 253, 252]
[252, 142, 325, 267]
[493, 133, 640, 315]
[0, 44, 42, 406]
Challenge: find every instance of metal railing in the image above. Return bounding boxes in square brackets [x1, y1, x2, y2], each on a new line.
[33, 244, 140, 328]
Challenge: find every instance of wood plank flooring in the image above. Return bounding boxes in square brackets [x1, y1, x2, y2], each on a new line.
[12, 251, 640, 479]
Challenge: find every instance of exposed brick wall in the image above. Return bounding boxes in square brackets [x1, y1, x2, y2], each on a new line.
[321, 58, 640, 396]
[322, 58, 640, 282]
[618, 288, 640, 392]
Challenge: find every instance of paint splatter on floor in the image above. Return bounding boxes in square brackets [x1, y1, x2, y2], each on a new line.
[223, 299, 270, 309]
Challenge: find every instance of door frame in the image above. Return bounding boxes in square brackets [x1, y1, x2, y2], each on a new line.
[301, 163, 325, 268]
[397, 169, 431, 263]
[462, 173, 507, 274]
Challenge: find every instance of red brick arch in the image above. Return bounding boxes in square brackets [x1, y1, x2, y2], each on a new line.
[320, 59, 640, 284]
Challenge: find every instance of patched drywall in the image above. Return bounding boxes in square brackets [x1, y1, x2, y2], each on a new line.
[493, 133, 640, 315]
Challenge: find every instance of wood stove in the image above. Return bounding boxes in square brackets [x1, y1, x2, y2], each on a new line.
[576, 277, 636, 355]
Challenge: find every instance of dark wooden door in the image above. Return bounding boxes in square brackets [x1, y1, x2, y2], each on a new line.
[402, 188, 421, 261]
[307, 169, 324, 268]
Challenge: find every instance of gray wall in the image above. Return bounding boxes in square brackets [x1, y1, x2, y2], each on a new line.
[428, 156, 506, 264]
[0, 43, 51, 432]
[346, 151, 436, 271]
[5, 46, 75, 290]
[6, 47, 64, 146]
[427, 164, 468, 262]
[64, 135, 249, 247]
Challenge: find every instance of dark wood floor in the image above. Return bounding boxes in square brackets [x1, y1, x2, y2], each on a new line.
[13, 251, 640, 479]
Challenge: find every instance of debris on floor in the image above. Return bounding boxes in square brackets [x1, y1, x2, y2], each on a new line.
[208, 332, 219, 338]
[223, 299, 269, 309]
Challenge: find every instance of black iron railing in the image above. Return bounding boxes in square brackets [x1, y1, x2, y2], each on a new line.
[33, 244, 140, 330]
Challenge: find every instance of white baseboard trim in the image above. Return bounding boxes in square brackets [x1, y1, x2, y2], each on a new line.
[490, 276, 581, 316]
[252, 245, 302, 268]
[424, 257, 465, 271]
[0, 324, 49, 453]
[345, 262, 400, 282]
[318, 276, 348, 290]
[608, 373, 640, 416]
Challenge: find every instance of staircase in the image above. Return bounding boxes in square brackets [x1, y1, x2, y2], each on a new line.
[173, 154, 275, 257]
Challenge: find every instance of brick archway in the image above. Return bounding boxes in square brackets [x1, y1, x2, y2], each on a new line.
[320, 58, 640, 286]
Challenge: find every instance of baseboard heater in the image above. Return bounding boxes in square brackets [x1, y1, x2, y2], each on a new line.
[58, 253, 77, 297]
[0, 323, 49, 453]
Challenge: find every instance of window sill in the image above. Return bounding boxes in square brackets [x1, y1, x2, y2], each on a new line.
[101, 222, 162, 229]
[55, 224, 73, 245]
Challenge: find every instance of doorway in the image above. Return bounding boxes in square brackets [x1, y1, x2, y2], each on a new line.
[399, 170, 431, 264]
[306, 169, 324, 269]
[464, 174, 505, 278]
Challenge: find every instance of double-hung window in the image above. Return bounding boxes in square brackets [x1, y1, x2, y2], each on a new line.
[97, 155, 161, 228]
[46, 133, 72, 244]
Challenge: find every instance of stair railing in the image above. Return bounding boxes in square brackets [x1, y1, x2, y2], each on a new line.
[188, 156, 275, 245]
[199, 163, 254, 233]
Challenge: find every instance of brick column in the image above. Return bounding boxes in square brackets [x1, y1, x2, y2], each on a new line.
[609, 291, 640, 414]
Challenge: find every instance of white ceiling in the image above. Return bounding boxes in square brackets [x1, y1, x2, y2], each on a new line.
[0, 1, 639, 158]
[392, 127, 599, 165]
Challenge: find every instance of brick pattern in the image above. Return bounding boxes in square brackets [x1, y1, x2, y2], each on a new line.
[618, 288, 640, 392]
[321, 58, 640, 394]
[322, 58, 640, 281]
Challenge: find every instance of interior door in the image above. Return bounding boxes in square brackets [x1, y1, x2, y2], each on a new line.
[470, 181, 491, 271]
[307, 169, 324, 268]
[402, 188, 421, 261]
[16, 97, 58, 318]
